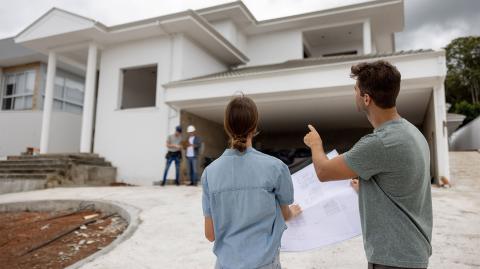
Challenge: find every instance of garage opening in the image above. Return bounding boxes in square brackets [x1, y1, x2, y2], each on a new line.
[179, 87, 439, 182]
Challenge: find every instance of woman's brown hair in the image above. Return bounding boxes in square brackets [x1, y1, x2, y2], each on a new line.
[224, 94, 259, 152]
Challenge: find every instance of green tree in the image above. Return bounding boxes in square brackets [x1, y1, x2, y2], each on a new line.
[445, 36, 480, 124]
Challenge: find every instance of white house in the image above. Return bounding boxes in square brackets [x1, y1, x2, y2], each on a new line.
[0, 37, 86, 157]
[6, 0, 450, 185]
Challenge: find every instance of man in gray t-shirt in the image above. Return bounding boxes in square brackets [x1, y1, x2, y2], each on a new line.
[162, 126, 182, 186]
[304, 60, 432, 269]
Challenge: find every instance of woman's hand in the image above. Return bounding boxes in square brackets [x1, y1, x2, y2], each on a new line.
[289, 204, 302, 219]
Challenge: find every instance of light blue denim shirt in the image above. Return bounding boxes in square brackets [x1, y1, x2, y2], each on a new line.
[202, 147, 294, 269]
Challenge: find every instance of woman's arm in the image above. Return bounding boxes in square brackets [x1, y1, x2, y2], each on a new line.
[204, 216, 215, 242]
[280, 204, 302, 221]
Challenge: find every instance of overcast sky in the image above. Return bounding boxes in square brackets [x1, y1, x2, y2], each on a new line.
[0, 0, 478, 50]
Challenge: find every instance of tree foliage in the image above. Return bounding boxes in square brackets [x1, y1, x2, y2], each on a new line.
[445, 36, 480, 124]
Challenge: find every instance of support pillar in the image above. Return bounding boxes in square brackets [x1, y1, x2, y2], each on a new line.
[40, 51, 57, 153]
[363, 19, 372, 55]
[80, 43, 98, 153]
[433, 83, 451, 182]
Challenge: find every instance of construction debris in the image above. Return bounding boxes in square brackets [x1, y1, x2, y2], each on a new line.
[83, 214, 99, 220]
[0, 209, 127, 269]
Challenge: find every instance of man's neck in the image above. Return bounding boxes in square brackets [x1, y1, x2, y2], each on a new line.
[367, 107, 401, 129]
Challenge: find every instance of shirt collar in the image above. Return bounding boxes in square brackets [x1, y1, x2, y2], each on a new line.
[223, 147, 255, 156]
[374, 117, 404, 132]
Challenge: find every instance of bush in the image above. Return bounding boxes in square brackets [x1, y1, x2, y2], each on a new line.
[452, 100, 480, 126]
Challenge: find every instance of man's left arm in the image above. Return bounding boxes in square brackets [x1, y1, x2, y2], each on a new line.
[304, 125, 358, 182]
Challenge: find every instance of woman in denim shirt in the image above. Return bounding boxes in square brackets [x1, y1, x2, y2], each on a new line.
[202, 95, 302, 269]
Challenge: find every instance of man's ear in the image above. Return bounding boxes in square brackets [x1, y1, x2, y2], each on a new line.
[363, 93, 371, 106]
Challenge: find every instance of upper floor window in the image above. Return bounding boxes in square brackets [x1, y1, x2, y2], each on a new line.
[302, 24, 362, 58]
[119, 65, 157, 110]
[1, 70, 35, 110]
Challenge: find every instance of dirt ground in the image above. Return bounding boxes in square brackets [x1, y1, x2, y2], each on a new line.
[0, 209, 127, 269]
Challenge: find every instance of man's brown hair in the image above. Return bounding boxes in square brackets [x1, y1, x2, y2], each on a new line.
[350, 60, 401, 109]
[224, 94, 258, 152]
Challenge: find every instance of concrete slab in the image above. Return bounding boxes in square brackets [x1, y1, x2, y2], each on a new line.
[0, 152, 478, 269]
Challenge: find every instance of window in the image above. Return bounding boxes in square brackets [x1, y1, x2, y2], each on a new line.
[120, 65, 157, 109]
[1, 71, 35, 110]
[41, 74, 84, 114]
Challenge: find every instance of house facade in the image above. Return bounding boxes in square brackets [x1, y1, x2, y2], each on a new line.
[0, 38, 85, 157]
[4, 0, 450, 185]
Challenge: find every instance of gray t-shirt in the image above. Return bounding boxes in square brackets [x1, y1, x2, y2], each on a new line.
[167, 134, 181, 152]
[344, 118, 432, 268]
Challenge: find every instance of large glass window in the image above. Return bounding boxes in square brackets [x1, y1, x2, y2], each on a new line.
[1, 70, 35, 110]
[42, 74, 84, 114]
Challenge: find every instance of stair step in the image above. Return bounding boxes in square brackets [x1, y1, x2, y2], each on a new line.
[7, 153, 100, 161]
[0, 168, 63, 174]
[0, 174, 48, 180]
[0, 159, 109, 166]
[0, 163, 68, 169]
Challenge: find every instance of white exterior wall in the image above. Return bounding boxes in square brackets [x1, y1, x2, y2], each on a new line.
[179, 35, 227, 80]
[374, 33, 395, 53]
[246, 30, 303, 66]
[94, 35, 227, 185]
[0, 111, 81, 157]
[210, 20, 247, 54]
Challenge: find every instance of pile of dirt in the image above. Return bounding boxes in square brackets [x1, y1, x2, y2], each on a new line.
[0, 208, 127, 269]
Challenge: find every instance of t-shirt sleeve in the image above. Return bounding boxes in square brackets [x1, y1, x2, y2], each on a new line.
[201, 170, 211, 217]
[343, 134, 386, 180]
[274, 163, 294, 205]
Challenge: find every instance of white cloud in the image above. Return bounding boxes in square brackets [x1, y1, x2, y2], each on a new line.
[396, 18, 480, 50]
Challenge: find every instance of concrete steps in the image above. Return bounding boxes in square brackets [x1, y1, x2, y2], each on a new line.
[0, 153, 117, 194]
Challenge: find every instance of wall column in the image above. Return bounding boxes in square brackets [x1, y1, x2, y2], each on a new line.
[433, 82, 451, 182]
[363, 19, 372, 54]
[80, 43, 98, 153]
[40, 51, 57, 153]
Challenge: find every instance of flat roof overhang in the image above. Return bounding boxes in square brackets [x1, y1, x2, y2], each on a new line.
[14, 9, 248, 66]
[164, 50, 446, 132]
[197, 0, 404, 36]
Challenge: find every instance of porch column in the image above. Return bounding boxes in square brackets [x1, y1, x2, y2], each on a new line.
[40, 50, 57, 153]
[363, 19, 372, 54]
[433, 83, 451, 182]
[0, 68, 3, 86]
[80, 43, 98, 153]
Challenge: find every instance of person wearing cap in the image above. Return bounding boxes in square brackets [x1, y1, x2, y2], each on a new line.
[186, 125, 202, 186]
[161, 126, 183, 186]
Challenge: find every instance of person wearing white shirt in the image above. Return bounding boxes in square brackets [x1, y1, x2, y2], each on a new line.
[186, 125, 202, 186]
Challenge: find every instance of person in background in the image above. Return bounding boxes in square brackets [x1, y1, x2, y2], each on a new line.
[186, 125, 202, 186]
[161, 126, 182, 186]
[202, 95, 301, 269]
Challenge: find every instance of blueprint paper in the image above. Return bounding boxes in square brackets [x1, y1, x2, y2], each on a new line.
[280, 150, 362, 252]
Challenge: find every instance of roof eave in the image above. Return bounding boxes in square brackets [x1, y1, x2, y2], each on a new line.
[164, 49, 444, 88]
